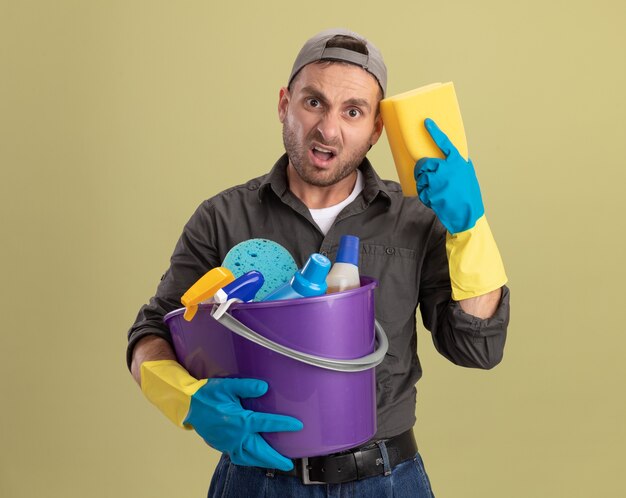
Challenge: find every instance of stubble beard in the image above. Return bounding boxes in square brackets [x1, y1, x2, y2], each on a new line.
[282, 120, 371, 188]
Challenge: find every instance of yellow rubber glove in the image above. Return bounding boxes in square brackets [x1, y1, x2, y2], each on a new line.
[415, 118, 507, 299]
[446, 216, 507, 300]
[140, 360, 302, 470]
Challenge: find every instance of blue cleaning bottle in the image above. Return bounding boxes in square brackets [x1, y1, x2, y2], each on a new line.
[261, 253, 331, 301]
[213, 270, 265, 303]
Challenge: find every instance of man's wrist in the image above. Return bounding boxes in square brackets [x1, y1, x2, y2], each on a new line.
[130, 335, 177, 386]
[457, 287, 503, 319]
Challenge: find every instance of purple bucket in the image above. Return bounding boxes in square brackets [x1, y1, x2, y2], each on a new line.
[164, 276, 387, 458]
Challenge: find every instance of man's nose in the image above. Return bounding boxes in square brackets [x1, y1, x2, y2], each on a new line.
[316, 112, 340, 143]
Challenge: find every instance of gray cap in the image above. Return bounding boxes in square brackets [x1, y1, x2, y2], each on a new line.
[288, 28, 387, 96]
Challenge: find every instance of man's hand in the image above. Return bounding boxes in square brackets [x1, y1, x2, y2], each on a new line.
[414, 118, 484, 235]
[140, 360, 302, 471]
[414, 118, 507, 311]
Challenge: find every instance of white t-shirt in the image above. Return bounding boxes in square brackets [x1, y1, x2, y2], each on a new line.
[309, 169, 364, 236]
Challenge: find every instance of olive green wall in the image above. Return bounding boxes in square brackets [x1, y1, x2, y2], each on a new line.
[2, 1, 624, 496]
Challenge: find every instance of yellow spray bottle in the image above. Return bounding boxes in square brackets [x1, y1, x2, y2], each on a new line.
[180, 267, 235, 321]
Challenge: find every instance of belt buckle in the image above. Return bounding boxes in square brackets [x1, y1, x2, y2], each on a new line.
[300, 457, 325, 485]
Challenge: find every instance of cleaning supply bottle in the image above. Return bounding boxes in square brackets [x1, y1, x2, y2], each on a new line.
[211, 270, 265, 320]
[181, 267, 235, 321]
[326, 235, 361, 294]
[261, 253, 331, 301]
[214, 270, 265, 304]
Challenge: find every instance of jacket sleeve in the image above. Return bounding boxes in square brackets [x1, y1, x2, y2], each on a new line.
[418, 223, 510, 370]
[126, 201, 220, 369]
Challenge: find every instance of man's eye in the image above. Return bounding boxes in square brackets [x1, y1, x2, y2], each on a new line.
[347, 108, 361, 118]
[307, 98, 320, 107]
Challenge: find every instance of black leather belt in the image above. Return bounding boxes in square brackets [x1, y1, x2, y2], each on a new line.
[271, 429, 417, 485]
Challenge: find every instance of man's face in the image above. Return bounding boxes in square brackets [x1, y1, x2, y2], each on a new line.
[278, 62, 383, 188]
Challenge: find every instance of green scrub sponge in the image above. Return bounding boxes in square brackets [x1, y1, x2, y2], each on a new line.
[222, 239, 298, 301]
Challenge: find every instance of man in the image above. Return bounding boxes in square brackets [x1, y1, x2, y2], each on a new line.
[128, 28, 510, 497]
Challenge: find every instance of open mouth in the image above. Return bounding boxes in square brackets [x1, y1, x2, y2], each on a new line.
[311, 145, 336, 162]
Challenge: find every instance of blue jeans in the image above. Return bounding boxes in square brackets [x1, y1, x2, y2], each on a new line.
[208, 452, 435, 497]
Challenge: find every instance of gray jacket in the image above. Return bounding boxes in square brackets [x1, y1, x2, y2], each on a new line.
[127, 154, 510, 438]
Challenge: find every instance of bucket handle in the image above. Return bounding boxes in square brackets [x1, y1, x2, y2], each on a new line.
[212, 306, 389, 373]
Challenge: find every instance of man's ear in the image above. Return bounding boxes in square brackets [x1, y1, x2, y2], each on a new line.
[278, 87, 290, 123]
[370, 112, 384, 146]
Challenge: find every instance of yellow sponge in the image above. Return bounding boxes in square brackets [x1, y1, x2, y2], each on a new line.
[380, 82, 468, 197]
